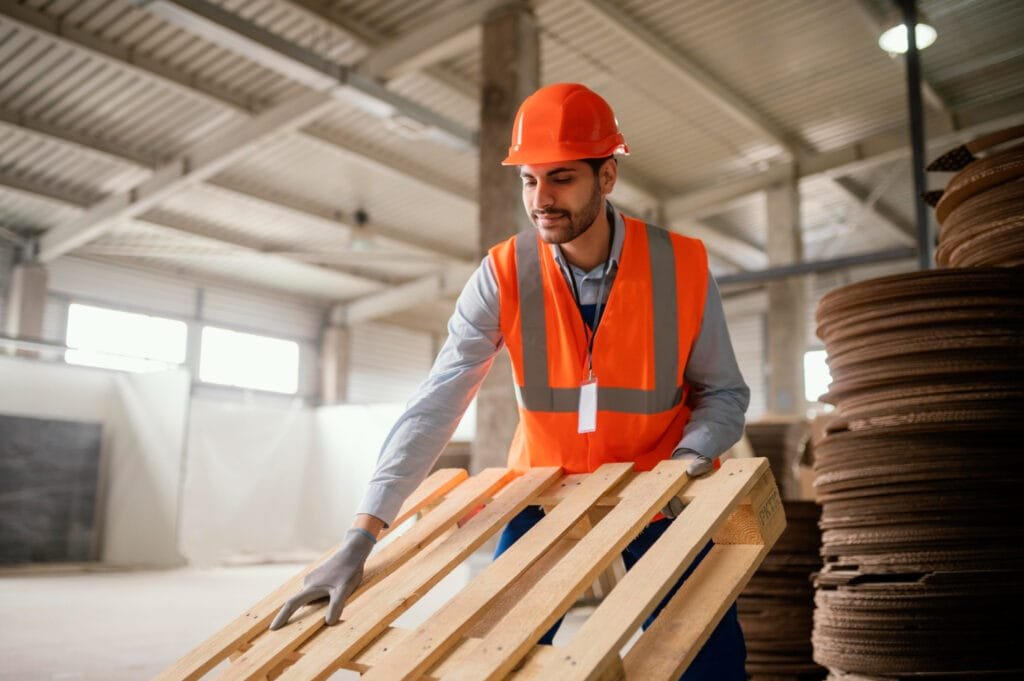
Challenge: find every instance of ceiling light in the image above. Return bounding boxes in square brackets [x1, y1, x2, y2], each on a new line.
[878, 21, 937, 54]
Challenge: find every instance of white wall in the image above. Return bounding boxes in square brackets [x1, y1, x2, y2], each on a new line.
[178, 396, 315, 565]
[177, 400, 408, 564]
[0, 356, 190, 566]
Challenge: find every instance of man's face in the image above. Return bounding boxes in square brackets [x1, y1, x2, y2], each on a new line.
[520, 160, 610, 244]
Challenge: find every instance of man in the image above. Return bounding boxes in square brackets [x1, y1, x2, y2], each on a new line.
[271, 83, 749, 680]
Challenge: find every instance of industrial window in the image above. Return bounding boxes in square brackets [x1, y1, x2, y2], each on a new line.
[65, 303, 188, 372]
[803, 349, 832, 403]
[198, 326, 300, 394]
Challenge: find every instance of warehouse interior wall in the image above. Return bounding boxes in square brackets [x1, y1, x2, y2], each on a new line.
[178, 396, 316, 565]
[0, 356, 189, 567]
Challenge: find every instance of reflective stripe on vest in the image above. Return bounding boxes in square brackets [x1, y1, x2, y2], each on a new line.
[513, 223, 683, 414]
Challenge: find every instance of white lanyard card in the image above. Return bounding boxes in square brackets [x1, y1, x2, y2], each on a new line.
[578, 378, 597, 433]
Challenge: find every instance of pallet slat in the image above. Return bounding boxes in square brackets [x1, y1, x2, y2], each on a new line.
[363, 462, 636, 681]
[153, 468, 469, 681]
[531, 458, 782, 681]
[439, 459, 691, 681]
[216, 468, 515, 681]
[276, 467, 562, 680]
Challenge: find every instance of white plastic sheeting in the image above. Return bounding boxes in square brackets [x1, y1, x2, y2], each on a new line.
[0, 356, 189, 566]
[178, 397, 314, 566]
[178, 400, 405, 565]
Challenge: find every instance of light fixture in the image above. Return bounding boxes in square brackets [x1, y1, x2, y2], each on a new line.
[878, 21, 937, 55]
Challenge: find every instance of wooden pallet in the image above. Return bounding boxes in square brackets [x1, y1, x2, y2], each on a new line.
[157, 457, 785, 681]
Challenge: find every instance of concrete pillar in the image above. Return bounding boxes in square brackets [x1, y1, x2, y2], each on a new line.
[320, 326, 352, 405]
[765, 181, 806, 416]
[4, 262, 48, 342]
[472, 1, 539, 472]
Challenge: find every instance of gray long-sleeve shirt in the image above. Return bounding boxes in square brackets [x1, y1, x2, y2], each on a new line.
[357, 204, 750, 526]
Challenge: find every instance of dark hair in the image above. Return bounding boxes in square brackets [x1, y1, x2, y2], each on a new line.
[582, 156, 615, 176]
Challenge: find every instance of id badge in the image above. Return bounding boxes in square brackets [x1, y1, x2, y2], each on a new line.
[578, 378, 597, 433]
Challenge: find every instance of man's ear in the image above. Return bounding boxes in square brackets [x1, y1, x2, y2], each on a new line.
[600, 159, 618, 195]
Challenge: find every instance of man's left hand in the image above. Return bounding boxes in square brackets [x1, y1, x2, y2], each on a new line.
[661, 448, 714, 519]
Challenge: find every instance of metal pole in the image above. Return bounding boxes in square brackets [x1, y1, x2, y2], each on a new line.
[716, 247, 916, 286]
[900, 0, 932, 269]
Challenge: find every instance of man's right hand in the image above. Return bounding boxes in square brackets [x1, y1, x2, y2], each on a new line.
[269, 528, 376, 630]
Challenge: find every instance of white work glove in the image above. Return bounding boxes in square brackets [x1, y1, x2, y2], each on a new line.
[269, 528, 375, 630]
[661, 448, 715, 519]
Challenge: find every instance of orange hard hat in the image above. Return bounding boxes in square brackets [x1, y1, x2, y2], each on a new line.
[502, 83, 629, 165]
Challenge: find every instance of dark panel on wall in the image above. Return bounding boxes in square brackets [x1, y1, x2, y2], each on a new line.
[0, 414, 102, 564]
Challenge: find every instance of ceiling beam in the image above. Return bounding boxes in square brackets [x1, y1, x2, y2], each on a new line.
[144, 0, 662, 216]
[140, 0, 476, 150]
[0, 171, 384, 298]
[0, 2, 256, 113]
[0, 2, 479, 206]
[666, 99, 1024, 220]
[332, 265, 474, 326]
[37, 89, 337, 262]
[0, 108, 164, 168]
[830, 176, 915, 245]
[204, 177, 477, 263]
[356, 0, 513, 79]
[299, 126, 476, 203]
[668, 222, 768, 271]
[0, 107, 477, 265]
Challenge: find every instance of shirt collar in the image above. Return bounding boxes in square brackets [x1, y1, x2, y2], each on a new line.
[550, 201, 625, 276]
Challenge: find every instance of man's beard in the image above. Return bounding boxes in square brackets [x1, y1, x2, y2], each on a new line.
[530, 183, 604, 244]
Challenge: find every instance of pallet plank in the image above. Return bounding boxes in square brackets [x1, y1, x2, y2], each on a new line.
[440, 459, 690, 681]
[621, 543, 766, 680]
[217, 468, 515, 681]
[531, 459, 780, 681]
[365, 463, 636, 681]
[153, 468, 468, 681]
[275, 467, 563, 680]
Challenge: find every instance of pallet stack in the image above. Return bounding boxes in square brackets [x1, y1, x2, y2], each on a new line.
[811, 126, 1024, 679]
[739, 421, 825, 681]
[157, 458, 785, 680]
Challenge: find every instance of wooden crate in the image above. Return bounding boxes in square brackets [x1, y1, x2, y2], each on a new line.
[157, 457, 785, 681]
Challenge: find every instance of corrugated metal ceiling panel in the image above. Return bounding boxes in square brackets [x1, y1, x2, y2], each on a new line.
[386, 71, 479, 131]
[324, 0, 470, 39]
[95, 221, 379, 301]
[538, 1, 782, 191]
[306, 104, 478, 200]
[921, 0, 1024, 107]
[249, 120, 477, 250]
[614, 0, 909, 152]
[0, 13, 241, 159]
[0, 124, 149, 195]
[0, 188, 81, 232]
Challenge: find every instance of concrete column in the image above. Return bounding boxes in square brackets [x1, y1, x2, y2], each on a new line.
[765, 181, 806, 416]
[320, 326, 352, 405]
[472, 1, 539, 472]
[4, 262, 48, 342]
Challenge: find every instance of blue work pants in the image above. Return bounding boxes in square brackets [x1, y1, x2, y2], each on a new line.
[492, 505, 747, 681]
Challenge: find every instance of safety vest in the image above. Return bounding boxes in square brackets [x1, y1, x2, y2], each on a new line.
[489, 215, 709, 473]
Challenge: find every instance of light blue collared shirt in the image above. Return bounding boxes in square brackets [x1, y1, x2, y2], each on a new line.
[358, 204, 750, 525]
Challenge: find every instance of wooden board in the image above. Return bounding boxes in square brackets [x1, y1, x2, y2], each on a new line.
[158, 458, 784, 680]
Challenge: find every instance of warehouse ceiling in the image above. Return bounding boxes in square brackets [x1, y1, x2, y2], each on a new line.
[1, 0, 1022, 334]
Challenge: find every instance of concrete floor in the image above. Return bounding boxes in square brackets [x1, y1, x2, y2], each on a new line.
[0, 563, 312, 680]
[0, 556, 613, 680]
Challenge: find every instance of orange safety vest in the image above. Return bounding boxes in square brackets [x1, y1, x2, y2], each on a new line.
[489, 215, 709, 474]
